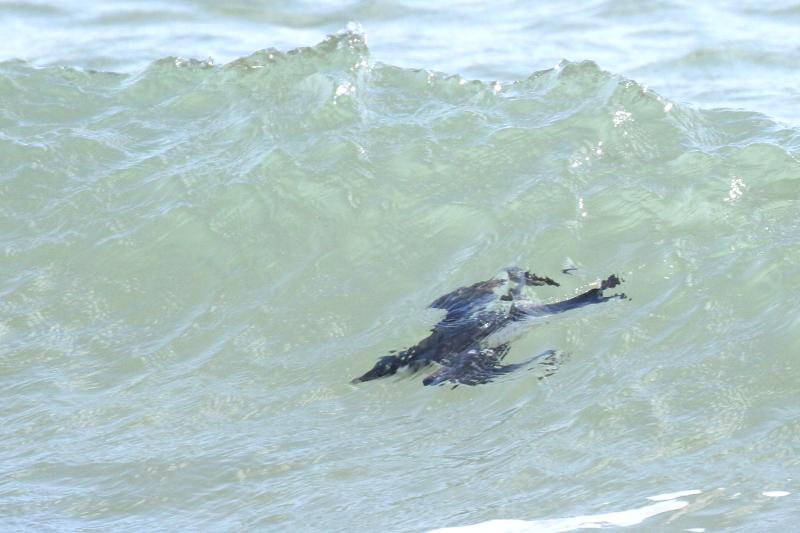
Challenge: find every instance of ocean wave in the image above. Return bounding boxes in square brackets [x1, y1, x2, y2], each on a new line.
[2, 27, 800, 532]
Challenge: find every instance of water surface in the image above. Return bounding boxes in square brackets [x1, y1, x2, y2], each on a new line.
[2, 3, 800, 532]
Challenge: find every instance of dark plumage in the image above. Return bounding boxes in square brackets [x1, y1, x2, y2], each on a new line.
[352, 268, 626, 387]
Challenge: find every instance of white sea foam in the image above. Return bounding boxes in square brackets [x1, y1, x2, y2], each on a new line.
[762, 491, 790, 498]
[430, 498, 689, 532]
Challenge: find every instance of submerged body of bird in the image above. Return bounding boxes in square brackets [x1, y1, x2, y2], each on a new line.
[352, 268, 626, 387]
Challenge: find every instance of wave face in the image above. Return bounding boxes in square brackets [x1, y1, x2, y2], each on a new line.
[2, 30, 799, 531]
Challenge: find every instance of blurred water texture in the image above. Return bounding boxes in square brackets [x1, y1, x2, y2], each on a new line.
[1, 2, 799, 531]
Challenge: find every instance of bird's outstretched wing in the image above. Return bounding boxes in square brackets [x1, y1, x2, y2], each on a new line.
[422, 346, 558, 387]
[428, 278, 505, 324]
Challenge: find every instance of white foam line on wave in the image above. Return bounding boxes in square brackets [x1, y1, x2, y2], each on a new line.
[429, 498, 688, 533]
[761, 491, 790, 498]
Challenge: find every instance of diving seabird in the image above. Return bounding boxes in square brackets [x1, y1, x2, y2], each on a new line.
[352, 268, 626, 387]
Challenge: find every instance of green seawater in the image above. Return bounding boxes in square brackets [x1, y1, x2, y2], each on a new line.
[2, 30, 799, 531]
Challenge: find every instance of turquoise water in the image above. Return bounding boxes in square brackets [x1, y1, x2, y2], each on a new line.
[2, 3, 800, 532]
